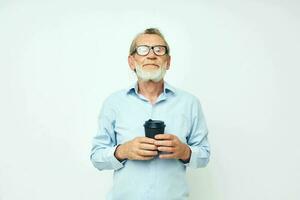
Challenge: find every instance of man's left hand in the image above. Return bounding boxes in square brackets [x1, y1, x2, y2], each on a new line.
[154, 134, 191, 161]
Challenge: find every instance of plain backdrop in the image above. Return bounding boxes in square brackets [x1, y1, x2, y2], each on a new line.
[0, 0, 299, 200]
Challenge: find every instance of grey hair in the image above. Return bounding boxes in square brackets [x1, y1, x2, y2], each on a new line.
[129, 28, 170, 55]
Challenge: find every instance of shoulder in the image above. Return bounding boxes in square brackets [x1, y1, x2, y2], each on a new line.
[97, 88, 128, 116]
[172, 87, 207, 119]
[102, 88, 128, 106]
[173, 86, 201, 105]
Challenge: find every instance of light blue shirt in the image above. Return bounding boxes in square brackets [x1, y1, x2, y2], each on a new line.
[90, 81, 210, 200]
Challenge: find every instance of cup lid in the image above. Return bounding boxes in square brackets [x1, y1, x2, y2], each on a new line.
[144, 119, 165, 128]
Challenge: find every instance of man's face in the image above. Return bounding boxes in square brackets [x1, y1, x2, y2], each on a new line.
[128, 34, 171, 76]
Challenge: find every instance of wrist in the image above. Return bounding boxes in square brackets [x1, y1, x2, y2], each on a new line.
[181, 144, 191, 161]
[115, 144, 127, 161]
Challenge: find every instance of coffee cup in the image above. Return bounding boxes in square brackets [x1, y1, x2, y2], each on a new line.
[144, 119, 165, 139]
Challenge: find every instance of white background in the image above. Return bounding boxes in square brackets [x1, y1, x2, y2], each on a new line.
[0, 0, 299, 199]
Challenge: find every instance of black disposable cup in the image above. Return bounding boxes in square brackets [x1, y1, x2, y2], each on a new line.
[144, 119, 165, 139]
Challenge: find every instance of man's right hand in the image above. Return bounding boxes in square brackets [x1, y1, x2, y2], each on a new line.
[114, 137, 158, 161]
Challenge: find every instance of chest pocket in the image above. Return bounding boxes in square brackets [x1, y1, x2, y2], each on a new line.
[164, 113, 191, 144]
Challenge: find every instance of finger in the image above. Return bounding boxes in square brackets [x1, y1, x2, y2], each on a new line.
[154, 140, 174, 147]
[138, 149, 158, 157]
[135, 155, 155, 160]
[154, 134, 174, 140]
[157, 146, 175, 153]
[138, 137, 156, 144]
[159, 153, 176, 159]
[140, 143, 158, 150]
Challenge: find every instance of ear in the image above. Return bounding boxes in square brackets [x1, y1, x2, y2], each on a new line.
[128, 55, 136, 71]
[166, 55, 171, 70]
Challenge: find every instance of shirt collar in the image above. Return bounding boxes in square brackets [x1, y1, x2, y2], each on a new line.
[126, 81, 176, 96]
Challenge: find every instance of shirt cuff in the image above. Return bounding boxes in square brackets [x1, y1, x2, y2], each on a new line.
[179, 145, 191, 164]
[182, 145, 197, 168]
[110, 145, 126, 170]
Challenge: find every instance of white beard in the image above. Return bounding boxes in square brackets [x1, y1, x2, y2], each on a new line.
[135, 64, 167, 82]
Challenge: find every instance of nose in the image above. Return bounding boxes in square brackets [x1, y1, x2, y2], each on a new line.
[146, 48, 157, 60]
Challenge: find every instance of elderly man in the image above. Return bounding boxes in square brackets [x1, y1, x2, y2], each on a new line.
[90, 28, 210, 200]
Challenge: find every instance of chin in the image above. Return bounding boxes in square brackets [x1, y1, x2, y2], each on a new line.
[144, 67, 159, 70]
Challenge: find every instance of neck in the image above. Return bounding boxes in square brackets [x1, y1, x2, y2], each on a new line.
[137, 80, 164, 103]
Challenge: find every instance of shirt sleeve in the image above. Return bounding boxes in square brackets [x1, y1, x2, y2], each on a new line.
[183, 98, 211, 168]
[90, 98, 126, 171]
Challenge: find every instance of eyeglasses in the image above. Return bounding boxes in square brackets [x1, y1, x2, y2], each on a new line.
[133, 45, 168, 56]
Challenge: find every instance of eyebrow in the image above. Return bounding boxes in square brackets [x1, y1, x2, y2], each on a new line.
[136, 44, 166, 46]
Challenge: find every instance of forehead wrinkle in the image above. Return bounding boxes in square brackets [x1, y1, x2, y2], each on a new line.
[135, 34, 166, 47]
